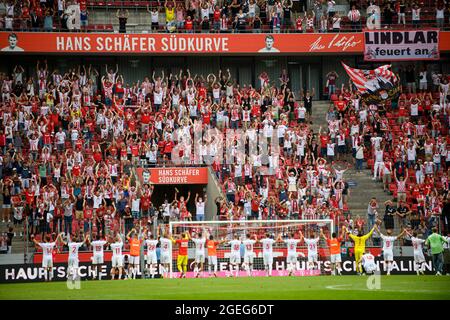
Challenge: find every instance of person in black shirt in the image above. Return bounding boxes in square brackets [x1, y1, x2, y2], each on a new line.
[298, 0, 307, 12]
[396, 201, 411, 229]
[30, 7, 41, 32]
[186, 4, 196, 22]
[116, 9, 129, 34]
[235, 10, 247, 32]
[443, 196, 450, 234]
[405, 65, 416, 94]
[383, 200, 396, 230]
[282, 0, 292, 28]
[383, 3, 394, 28]
[201, 16, 210, 32]
[230, 0, 241, 18]
[301, 87, 315, 121]
[259, 3, 267, 23]
[397, 0, 406, 25]
[215, 197, 224, 218]
[252, 14, 262, 32]
[6, 226, 14, 254]
[394, 157, 407, 179]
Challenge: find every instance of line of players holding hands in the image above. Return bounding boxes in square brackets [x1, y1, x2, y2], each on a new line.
[31, 223, 430, 281]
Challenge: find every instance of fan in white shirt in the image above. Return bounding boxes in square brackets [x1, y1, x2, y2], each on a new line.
[32, 234, 61, 281]
[242, 234, 257, 276]
[299, 230, 320, 270]
[258, 233, 279, 277]
[228, 235, 242, 277]
[377, 226, 406, 275]
[61, 234, 88, 282]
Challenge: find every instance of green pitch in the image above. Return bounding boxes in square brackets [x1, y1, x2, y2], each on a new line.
[1, 276, 449, 300]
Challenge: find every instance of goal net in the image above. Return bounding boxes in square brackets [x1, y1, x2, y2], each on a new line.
[164, 219, 334, 278]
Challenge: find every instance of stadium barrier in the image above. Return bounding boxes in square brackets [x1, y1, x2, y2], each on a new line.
[0, 257, 436, 283]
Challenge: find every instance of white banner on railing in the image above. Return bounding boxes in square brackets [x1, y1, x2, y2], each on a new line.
[364, 29, 440, 61]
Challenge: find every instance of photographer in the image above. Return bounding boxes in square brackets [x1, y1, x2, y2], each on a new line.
[6, 226, 14, 254]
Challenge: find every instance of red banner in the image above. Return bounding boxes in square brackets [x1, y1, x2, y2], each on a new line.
[2, 31, 449, 54]
[136, 167, 208, 185]
[0, 32, 366, 54]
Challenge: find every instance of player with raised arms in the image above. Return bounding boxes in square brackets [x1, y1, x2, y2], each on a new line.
[320, 228, 345, 276]
[299, 230, 320, 270]
[127, 228, 143, 279]
[31, 233, 62, 281]
[90, 233, 109, 280]
[60, 233, 88, 282]
[408, 230, 427, 275]
[376, 225, 406, 275]
[159, 230, 174, 278]
[257, 233, 280, 277]
[343, 225, 376, 275]
[284, 233, 301, 276]
[242, 233, 257, 276]
[228, 234, 242, 277]
[174, 231, 190, 278]
[192, 231, 207, 278]
[144, 229, 159, 279]
[206, 233, 226, 277]
[110, 235, 124, 280]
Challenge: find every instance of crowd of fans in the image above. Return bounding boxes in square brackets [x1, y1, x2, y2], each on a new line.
[0, 55, 449, 255]
[323, 66, 450, 243]
[0, 0, 449, 33]
[0, 59, 355, 245]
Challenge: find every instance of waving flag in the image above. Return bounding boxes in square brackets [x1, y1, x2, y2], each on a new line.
[341, 62, 400, 105]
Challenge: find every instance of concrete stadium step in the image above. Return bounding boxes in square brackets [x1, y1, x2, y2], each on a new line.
[310, 100, 330, 133]
[0, 220, 32, 255]
[345, 167, 404, 236]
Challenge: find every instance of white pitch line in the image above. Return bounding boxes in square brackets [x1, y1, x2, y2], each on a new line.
[325, 284, 450, 293]
[325, 284, 353, 290]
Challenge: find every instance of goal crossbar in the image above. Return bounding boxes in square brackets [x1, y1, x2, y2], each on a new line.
[169, 219, 334, 235]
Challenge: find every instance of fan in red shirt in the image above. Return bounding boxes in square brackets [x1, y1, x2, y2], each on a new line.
[295, 16, 303, 32]
[185, 16, 193, 31]
[334, 97, 347, 113]
[163, 140, 174, 160]
[319, 130, 329, 157]
[25, 188, 36, 207]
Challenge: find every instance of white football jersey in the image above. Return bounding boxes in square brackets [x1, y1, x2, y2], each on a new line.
[304, 238, 319, 255]
[411, 237, 425, 253]
[284, 239, 300, 254]
[110, 242, 123, 257]
[39, 242, 56, 259]
[68, 242, 83, 259]
[381, 235, 397, 252]
[362, 253, 376, 267]
[160, 237, 172, 254]
[192, 238, 206, 254]
[243, 239, 256, 254]
[261, 238, 276, 254]
[229, 240, 241, 254]
[145, 240, 158, 255]
[92, 240, 107, 255]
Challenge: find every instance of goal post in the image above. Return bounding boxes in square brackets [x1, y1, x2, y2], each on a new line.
[167, 219, 335, 278]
